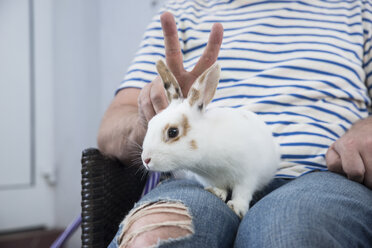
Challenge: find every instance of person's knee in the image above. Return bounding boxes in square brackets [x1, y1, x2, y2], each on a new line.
[237, 172, 371, 247]
[118, 201, 194, 248]
[238, 193, 340, 247]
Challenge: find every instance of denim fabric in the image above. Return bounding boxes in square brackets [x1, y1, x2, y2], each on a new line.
[235, 172, 372, 248]
[109, 172, 372, 247]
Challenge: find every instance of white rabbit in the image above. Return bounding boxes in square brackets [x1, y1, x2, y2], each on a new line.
[141, 60, 280, 218]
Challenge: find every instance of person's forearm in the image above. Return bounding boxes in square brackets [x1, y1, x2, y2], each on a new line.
[97, 104, 146, 165]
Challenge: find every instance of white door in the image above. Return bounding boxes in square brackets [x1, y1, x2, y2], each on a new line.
[0, 0, 54, 232]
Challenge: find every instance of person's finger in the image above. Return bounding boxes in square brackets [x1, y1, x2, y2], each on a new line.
[150, 76, 168, 113]
[325, 144, 344, 175]
[334, 139, 365, 183]
[363, 167, 372, 189]
[160, 11, 184, 76]
[191, 22, 224, 77]
[361, 146, 372, 189]
[138, 83, 156, 122]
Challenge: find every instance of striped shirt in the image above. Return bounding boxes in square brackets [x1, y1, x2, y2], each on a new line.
[119, 0, 372, 178]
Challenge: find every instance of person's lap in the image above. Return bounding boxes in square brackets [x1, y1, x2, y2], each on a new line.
[109, 171, 372, 247]
[235, 171, 372, 247]
[109, 178, 241, 248]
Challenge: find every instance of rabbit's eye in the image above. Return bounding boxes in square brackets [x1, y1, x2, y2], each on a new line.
[168, 127, 179, 138]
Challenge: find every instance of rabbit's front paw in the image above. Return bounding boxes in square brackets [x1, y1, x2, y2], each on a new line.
[227, 200, 247, 219]
[205, 186, 228, 202]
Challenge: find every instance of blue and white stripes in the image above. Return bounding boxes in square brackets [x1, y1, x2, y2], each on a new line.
[119, 0, 372, 178]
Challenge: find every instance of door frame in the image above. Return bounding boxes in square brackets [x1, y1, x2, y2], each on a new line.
[0, 0, 55, 232]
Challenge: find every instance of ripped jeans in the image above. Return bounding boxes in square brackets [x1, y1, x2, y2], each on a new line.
[108, 171, 372, 247]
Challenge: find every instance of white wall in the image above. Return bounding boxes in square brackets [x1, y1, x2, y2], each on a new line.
[99, 0, 167, 113]
[52, 1, 166, 247]
[53, 1, 100, 246]
[0, 0, 55, 233]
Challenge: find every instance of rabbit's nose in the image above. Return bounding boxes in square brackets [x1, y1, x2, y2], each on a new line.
[144, 158, 151, 164]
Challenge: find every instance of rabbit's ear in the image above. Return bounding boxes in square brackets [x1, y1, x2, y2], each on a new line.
[187, 63, 220, 111]
[156, 60, 183, 103]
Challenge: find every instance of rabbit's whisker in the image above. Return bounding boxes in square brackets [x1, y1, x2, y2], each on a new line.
[127, 139, 143, 151]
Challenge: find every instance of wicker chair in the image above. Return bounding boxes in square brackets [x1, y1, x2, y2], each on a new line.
[81, 148, 147, 248]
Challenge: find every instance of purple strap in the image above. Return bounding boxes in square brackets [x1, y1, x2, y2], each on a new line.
[50, 215, 81, 248]
[142, 171, 161, 196]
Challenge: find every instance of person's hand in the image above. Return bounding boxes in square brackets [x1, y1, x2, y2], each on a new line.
[138, 76, 167, 128]
[138, 11, 224, 127]
[326, 116, 372, 189]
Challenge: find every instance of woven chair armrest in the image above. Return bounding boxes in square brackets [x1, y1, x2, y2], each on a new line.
[81, 148, 147, 248]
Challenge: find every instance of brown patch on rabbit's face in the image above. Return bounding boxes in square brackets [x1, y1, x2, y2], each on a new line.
[181, 114, 191, 136]
[190, 140, 198, 150]
[162, 123, 170, 143]
[162, 114, 191, 143]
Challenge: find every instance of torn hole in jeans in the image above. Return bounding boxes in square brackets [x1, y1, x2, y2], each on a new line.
[118, 200, 194, 248]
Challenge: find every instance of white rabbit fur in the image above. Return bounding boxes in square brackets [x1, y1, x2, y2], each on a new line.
[141, 60, 280, 218]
